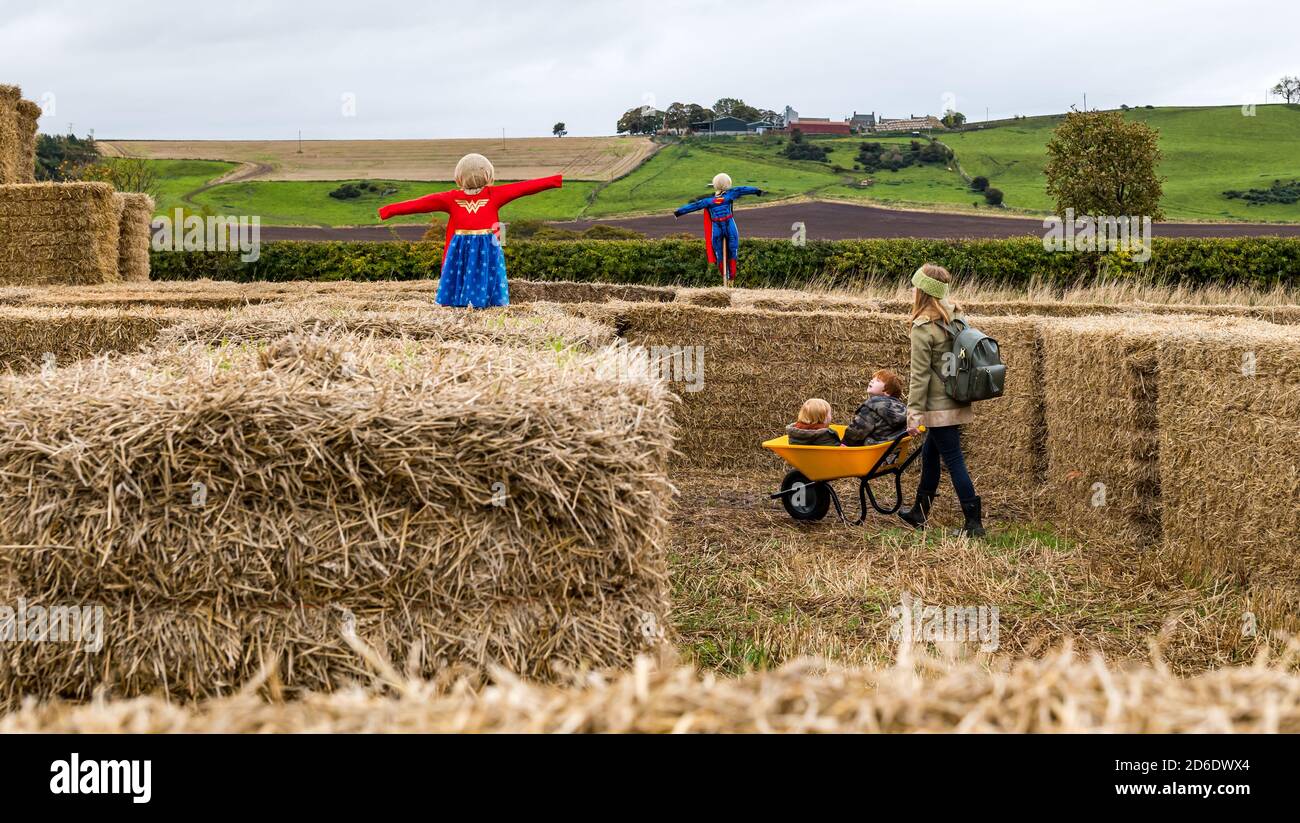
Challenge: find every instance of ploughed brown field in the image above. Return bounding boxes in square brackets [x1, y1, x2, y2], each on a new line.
[99, 136, 658, 182]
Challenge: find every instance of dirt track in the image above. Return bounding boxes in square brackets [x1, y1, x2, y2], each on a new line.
[257, 201, 1300, 243]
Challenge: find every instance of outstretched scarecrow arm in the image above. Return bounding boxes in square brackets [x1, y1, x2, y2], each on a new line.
[378, 190, 453, 220]
[727, 186, 764, 200]
[494, 174, 563, 207]
[673, 196, 713, 217]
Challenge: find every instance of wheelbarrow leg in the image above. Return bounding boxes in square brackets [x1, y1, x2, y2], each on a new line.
[828, 484, 848, 524]
[853, 478, 870, 525]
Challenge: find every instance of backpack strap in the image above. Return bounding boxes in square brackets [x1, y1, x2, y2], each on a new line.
[930, 318, 966, 383]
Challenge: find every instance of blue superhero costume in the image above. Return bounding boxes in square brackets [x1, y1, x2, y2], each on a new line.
[673, 186, 763, 280]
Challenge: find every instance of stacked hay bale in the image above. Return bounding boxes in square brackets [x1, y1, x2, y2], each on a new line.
[1042, 316, 1174, 547]
[1043, 313, 1297, 616]
[568, 302, 1044, 520]
[0, 182, 122, 285]
[114, 192, 155, 282]
[1155, 321, 1299, 593]
[0, 85, 20, 184]
[14, 100, 39, 184]
[0, 84, 154, 284]
[0, 327, 674, 704]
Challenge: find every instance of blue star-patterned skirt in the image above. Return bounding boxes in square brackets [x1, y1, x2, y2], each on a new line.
[437, 231, 509, 309]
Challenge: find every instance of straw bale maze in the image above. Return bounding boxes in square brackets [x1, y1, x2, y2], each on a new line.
[1, 85, 1299, 730]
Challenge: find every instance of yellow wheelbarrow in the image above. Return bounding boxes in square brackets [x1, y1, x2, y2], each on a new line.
[762, 425, 926, 523]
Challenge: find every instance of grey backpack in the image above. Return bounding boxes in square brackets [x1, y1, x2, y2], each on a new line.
[933, 319, 1006, 403]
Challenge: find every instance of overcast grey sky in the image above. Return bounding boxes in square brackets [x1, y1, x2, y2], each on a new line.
[1, 0, 1296, 139]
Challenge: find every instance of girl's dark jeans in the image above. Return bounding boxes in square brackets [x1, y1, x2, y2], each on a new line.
[917, 424, 977, 504]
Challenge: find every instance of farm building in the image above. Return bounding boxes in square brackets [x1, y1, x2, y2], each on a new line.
[848, 111, 878, 131]
[776, 118, 851, 136]
[775, 105, 852, 135]
[874, 114, 945, 132]
[688, 115, 774, 135]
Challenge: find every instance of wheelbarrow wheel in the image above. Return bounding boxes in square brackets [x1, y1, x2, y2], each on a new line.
[780, 470, 831, 521]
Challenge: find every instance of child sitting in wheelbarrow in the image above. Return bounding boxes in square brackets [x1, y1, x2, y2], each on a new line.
[840, 369, 907, 447]
[786, 398, 842, 446]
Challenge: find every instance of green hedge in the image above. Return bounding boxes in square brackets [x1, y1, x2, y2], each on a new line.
[149, 237, 1300, 289]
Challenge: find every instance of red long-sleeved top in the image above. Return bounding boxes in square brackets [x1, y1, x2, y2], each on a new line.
[378, 175, 563, 256]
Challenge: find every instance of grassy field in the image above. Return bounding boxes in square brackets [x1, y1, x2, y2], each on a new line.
[150, 159, 238, 215]
[187, 178, 600, 226]
[129, 105, 1300, 225]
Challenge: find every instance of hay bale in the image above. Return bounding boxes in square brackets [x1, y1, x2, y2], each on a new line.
[114, 192, 154, 282]
[508, 280, 677, 305]
[155, 301, 617, 351]
[14, 100, 39, 184]
[1156, 321, 1300, 588]
[0, 85, 19, 185]
[676, 287, 732, 308]
[0, 182, 123, 285]
[0, 331, 674, 700]
[1042, 316, 1172, 546]
[0, 594, 663, 705]
[6, 646, 1300, 733]
[0, 304, 206, 372]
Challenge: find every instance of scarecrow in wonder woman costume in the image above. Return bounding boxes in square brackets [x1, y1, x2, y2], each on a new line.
[673, 173, 764, 281]
[378, 153, 562, 308]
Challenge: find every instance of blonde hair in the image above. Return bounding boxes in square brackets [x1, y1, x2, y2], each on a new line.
[910, 263, 961, 325]
[797, 397, 832, 425]
[454, 153, 495, 191]
[712, 172, 732, 193]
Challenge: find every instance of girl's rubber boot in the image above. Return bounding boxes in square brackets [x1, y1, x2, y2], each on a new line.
[898, 489, 935, 530]
[957, 496, 986, 538]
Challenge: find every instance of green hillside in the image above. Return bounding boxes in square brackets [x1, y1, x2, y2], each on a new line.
[948, 104, 1300, 222]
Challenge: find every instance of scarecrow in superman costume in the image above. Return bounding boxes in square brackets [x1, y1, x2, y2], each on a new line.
[672, 173, 764, 281]
[378, 153, 562, 308]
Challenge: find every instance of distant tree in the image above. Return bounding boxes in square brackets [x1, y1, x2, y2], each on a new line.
[35, 133, 100, 181]
[552, 122, 567, 137]
[684, 103, 713, 129]
[941, 110, 966, 129]
[983, 187, 1004, 206]
[713, 97, 762, 123]
[1273, 76, 1300, 104]
[75, 156, 162, 201]
[1044, 109, 1164, 219]
[663, 103, 690, 131]
[970, 175, 989, 191]
[616, 106, 664, 135]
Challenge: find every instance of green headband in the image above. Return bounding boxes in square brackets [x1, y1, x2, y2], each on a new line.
[912, 268, 949, 299]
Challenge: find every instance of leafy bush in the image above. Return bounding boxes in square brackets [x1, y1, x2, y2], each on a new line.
[856, 140, 950, 172]
[781, 140, 830, 162]
[983, 187, 1005, 206]
[970, 176, 989, 192]
[1223, 179, 1300, 205]
[329, 181, 398, 200]
[151, 237, 1300, 290]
